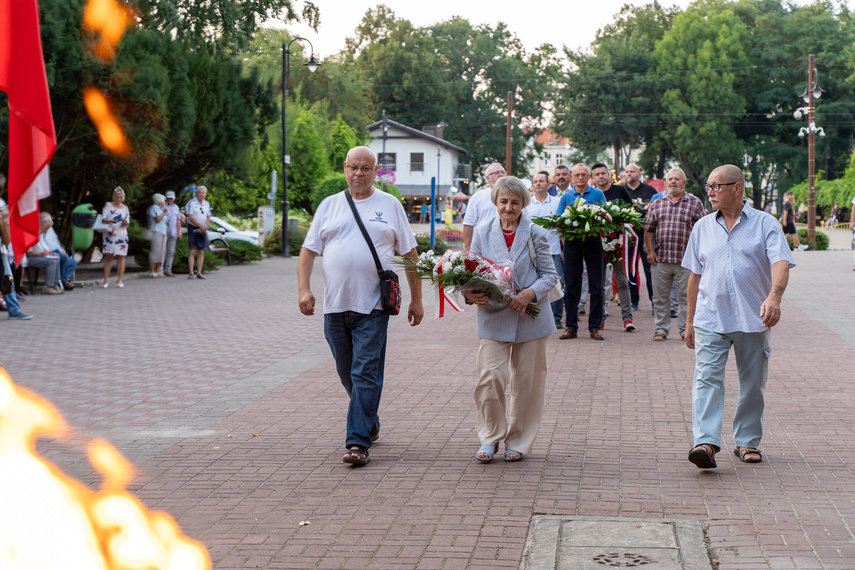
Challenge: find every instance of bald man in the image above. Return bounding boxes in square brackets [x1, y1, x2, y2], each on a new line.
[298, 146, 423, 466]
[683, 164, 794, 469]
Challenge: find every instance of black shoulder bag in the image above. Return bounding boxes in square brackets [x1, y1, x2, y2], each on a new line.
[345, 192, 402, 315]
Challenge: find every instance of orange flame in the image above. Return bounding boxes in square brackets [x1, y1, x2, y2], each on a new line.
[0, 367, 211, 570]
[82, 0, 134, 156]
[82, 0, 134, 62]
[83, 86, 131, 157]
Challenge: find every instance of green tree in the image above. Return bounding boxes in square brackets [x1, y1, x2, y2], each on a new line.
[0, 0, 315, 236]
[555, 2, 678, 175]
[652, 6, 752, 189]
[287, 105, 328, 212]
[328, 114, 360, 170]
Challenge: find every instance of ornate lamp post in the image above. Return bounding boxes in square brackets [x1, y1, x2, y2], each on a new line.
[281, 38, 321, 256]
[794, 53, 824, 247]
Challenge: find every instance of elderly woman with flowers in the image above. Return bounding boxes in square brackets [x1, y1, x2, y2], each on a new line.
[465, 176, 558, 463]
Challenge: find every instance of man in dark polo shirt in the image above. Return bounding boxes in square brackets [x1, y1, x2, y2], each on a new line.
[591, 163, 634, 331]
[623, 164, 658, 310]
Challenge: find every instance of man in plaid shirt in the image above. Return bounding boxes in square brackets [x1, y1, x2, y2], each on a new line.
[644, 168, 705, 341]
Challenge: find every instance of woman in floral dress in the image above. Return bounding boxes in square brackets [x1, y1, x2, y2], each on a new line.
[102, 187, 130, 288]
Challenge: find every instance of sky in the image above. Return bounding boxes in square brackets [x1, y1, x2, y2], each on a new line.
[280, 0, 845, 59]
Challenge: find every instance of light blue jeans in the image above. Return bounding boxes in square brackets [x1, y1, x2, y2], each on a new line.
[692, 326, 771, 451]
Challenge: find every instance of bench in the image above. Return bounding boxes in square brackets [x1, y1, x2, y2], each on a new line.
[208, 237, 231, 266]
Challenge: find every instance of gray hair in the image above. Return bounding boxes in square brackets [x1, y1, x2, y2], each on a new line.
[152, 193, 166, 206]
[665, 167, 686, 180]
[485, 162, 506, 176]
[571, 163, 591, 175]
[491, 176, 531, 208]
[113, 186, 125, 197]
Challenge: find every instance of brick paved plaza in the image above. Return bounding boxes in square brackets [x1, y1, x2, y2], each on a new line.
[3, 248, 854, 569]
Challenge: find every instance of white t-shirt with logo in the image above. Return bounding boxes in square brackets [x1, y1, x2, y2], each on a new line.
[462, 187, 498, 227]
[303, 188, 416, 315]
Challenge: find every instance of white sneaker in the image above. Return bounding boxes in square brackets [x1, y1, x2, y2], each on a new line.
[796, 244, 808, 251]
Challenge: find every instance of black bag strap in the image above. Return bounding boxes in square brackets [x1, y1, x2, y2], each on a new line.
[345, 191, 384, 276]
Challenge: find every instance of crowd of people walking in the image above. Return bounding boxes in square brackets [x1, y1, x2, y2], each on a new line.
[298, 146, 798, 473]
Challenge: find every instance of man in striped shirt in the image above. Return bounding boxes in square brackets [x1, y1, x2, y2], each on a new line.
[643, 168, 705, 341]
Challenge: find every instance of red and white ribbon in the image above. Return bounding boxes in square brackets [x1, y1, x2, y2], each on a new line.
[622, 224, 639, 285]
[434, 252, 463, 318]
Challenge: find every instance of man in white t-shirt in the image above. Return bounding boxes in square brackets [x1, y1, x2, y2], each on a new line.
[298, 146, 424, 466]
[462, 162, 506, 250]
[185, 186, 211, 279]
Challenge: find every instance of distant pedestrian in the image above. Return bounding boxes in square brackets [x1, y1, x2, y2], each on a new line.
[298, 146, 423, 466]
[147, 193, 168, 278]
[623, 164, 658, 310]
[101, 187, 130, 288]
[781, 192, 807, 251]
[0, 195, 33, 320]
[420, 203, 428, 223]
[39, 211, 77, 291]
[644, 168, 704, 341]
[185, 186, 211, 279]
[684, 164, 795, 469]
[162, 191, 184, 277]
[463, 162, 506, 250]
[525, 170, 563, 328]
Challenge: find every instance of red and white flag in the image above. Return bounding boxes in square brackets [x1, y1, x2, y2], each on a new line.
[0, 0, 56, 263]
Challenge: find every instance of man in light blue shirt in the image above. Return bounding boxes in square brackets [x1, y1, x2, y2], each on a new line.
[683, 164, 795, 469]
[526, 170, 563, 328]
[555, 164, 607, 340]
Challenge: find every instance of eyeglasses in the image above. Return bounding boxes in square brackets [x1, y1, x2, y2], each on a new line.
[345, 165, 375, 175]
[486, 170, 506, 177]
[704, 182, 738, 193]
[571, 173, 590, 178]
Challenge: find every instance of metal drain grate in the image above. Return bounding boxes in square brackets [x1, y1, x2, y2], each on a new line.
[593, 552, 654, 567]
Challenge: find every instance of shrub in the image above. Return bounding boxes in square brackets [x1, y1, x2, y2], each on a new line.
[414, 233, 449, 255]
[786, 228, 829, 251]
[264, 219, 310, 256]
[312, 173, 346, 213]
[225, 240, 263, 263]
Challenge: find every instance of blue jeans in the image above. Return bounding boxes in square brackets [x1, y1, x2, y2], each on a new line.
[551, 254, 564, 327]
[692, 327, 771, 451]
[324, 309, 389, 449]
[2, 254, 23, 316]
[57, 251, 77, 282]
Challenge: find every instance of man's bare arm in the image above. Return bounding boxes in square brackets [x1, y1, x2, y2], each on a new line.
[297, 248, 318, 316]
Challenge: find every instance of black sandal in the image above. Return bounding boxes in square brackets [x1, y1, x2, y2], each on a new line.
[688, 443, 717, 469]
[734, 447, 762, 463]
[343, 445, 370, 466]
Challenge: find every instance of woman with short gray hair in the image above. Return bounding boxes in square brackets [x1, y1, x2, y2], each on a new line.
[147, 193, 168, 277]
[465, 175, 558, 462]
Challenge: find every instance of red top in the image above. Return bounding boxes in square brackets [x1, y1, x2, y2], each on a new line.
[503, 231, 515, 250]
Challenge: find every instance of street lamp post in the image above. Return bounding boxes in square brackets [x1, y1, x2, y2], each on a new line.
[794, 53, 824, 247]
[281, 37, 320, 257]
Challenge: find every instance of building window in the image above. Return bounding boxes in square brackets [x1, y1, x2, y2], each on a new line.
[544, 154, 551, 167]
[556, 154, 564, 165]
[410, 152, 424, 172]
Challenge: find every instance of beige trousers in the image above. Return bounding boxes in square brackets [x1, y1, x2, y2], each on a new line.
[474, 336, 549, 454]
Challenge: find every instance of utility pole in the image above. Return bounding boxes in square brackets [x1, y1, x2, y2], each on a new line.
[506, 91, 513, 175]
[806, 54, 821, 246]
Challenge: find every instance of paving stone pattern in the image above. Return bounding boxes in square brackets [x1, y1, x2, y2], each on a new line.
[2, 249, 854, 569]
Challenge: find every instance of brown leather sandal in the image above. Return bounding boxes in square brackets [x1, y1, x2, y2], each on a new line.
[688, 443, 717, 469]
[734, 447, 762, 463]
